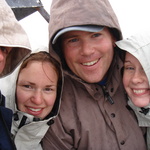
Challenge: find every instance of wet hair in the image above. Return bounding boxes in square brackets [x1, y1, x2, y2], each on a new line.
[18, 51, 62, 83]
[16, 51, 62, 119]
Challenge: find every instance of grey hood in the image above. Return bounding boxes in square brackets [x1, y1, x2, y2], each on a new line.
[49, 0, 122, 70]
[0, 0, 31, 77]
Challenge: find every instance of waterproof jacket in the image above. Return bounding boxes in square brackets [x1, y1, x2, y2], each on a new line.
[2, 49, 63, 150]
[116, 32, 150, 150]
[0, 0, 31, 149]
[42, 0, 146, 149]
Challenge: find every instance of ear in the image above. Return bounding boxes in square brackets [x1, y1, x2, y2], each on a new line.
[113, 43, 116, 47]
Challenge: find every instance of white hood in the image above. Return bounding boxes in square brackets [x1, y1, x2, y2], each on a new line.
[116, 32, 150, 85]
[116, 32, 150, 127]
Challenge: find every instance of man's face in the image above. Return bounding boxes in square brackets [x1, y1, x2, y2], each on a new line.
[0, 47, 12, 73]
[62, 28, 115, 83]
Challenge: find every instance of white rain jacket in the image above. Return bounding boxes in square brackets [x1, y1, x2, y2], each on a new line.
[116, 32, 150, 150]
[2, 49, 63, 150]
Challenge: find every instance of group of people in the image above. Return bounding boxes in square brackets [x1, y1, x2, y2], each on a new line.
[0, 0, 150, 149]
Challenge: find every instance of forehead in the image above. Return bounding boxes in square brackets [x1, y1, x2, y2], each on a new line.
[21, 61, 56, 75]
[125, 52, 142, 66]
[125, 52, 136, 60]
[19, 61, 58, 82]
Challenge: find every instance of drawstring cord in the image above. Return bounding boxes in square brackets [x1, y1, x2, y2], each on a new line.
[102, 85, 114, 105]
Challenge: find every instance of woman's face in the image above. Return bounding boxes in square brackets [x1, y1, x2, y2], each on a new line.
[16, 61, 58, 119]
[123, 52, 150, 107]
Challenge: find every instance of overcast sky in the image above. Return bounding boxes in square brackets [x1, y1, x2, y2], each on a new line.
[19, 0, 150, 50]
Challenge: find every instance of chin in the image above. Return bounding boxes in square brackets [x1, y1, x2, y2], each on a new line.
[133, 101, 149, 108]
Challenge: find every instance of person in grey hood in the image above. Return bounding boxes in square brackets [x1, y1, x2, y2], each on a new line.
[0, 0, 31, 149]
[116, 32, 150, 150]
[42, 0, 147, 149]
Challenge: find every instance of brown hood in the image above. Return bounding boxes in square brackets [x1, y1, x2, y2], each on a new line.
[49, 0, 122, 42]
[49, 0, 122, 70]
[0, 0, 31, 77]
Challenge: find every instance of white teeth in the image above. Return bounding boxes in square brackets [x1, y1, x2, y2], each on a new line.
[28, 107, 41, 112]
[82, 59, 98, 66]
[133, 89, 146, 94]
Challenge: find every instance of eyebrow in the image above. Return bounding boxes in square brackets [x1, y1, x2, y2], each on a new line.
[63, 34, 78, 40]
[18, 80, 57, 87]
[124, 60, 132, 63]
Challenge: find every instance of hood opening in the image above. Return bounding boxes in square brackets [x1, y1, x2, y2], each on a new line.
[0, 47, 31, 78]
[51, 26, 122, 72]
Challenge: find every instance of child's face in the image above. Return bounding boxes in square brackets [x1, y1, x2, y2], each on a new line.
[123, 52, 150, 107]
[16, 61, 58, 119]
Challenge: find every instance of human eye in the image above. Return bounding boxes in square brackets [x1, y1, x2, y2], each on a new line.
[68, 38, 79, 43]
[44, 87, 52, 92]
[64, 37, 79, 47]
[21, 84, 33, 91]
[92, 33, 101, 38]
[43, 86, 56, 93]
[124, 65, 134, 71]
[0, 47, 9, 55]
[23, 85, 31, 88]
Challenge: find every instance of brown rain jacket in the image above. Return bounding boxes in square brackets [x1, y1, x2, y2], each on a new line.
[42, 0, 147, 149]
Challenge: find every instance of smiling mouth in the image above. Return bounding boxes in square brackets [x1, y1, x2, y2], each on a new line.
[28, 107, 42, 112]
[133, 89, 149, 94]
[82, 59, 99, 66]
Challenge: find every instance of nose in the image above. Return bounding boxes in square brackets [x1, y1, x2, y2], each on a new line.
[80, 41, 94, 56]
[132, 70, 145, 84]
[31, 90, 43, 105]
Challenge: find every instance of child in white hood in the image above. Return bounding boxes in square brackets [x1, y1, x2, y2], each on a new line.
[116, 33, 150, 150]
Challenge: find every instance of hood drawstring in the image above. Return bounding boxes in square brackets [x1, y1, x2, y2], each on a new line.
[102, 85, 114, 105]
[14, 112, 28, 129]
[18, 116, 27, 129]
[139, 107, 150, 115]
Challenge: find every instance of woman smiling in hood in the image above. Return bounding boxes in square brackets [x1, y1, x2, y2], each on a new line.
[116, 32, 150, 150]
[11, 50, 63, 150]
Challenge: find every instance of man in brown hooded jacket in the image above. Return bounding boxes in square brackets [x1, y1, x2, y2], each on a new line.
[42, 0, 147, 149]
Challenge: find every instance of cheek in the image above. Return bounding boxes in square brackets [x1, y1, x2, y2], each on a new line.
[45, 94, 57, 107]
[0, 59, 6, 72]
[123, 74, 129, 90]
[16, 89, 28, 105]
[64, 49, 74, 61]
